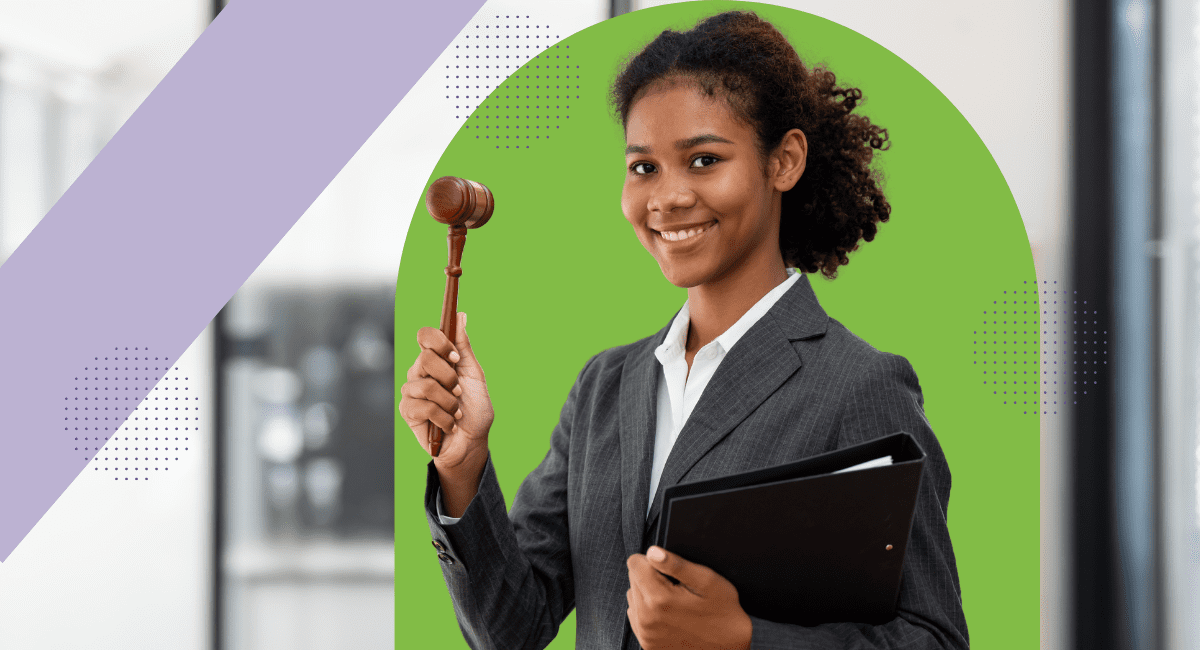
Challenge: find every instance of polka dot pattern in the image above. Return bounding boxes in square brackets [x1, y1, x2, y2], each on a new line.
[443, 15, 578, 149]
[70, 347, 198, 481]
[1065, 287, 1107, 409]
[974, 281, 1045, 414]
[972, 280, 1107, 416]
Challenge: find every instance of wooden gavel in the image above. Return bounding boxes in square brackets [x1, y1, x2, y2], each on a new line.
[423, 176, 494, 457]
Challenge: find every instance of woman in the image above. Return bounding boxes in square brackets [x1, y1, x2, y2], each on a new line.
[399, 11, 968, 650]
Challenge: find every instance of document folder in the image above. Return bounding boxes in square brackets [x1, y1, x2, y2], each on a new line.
[653, 432, 926, 627]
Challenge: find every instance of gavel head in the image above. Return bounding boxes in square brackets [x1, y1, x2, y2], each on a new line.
[425, 176, 494, 229]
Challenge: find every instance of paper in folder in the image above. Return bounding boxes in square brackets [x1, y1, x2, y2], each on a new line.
[653, 432, 926, 627]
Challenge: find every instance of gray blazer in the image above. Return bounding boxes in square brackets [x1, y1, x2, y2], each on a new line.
[424, 275, 969, 649]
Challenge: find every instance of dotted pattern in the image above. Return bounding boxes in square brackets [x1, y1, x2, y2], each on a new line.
[974, 280, 1043, 414]
[1067, 288, 1107, 407]
[972, 280, 1108, 416]
[66, 347, 197, 481]
[444, 15, 579, 149]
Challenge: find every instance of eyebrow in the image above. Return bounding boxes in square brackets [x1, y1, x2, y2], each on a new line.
[624, 133, 735, 155]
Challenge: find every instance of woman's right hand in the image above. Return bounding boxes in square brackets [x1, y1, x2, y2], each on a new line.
[399, 312, 494, 493]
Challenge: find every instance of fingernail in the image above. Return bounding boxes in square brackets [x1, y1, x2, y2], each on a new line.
[455, 409, 463, 420]
[462, 312, 468, 327]
[647, 547, 666, 562]
[452, 385, 462, 397]
[449, 351, 461, 363]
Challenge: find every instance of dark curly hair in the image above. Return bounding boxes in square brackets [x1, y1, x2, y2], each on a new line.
[611, 11, 890, 279]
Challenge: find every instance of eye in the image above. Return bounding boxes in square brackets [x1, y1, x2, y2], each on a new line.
[630, 162, 657, 175]
[690, 155, 719, 168]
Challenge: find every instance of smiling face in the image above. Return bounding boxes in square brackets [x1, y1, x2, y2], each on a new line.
[621, 80, 799, 292]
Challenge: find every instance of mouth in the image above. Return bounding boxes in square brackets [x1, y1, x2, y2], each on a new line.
[654, 221, 716, 242]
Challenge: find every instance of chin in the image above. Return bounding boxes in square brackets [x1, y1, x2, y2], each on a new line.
[655, 263, 709, 289]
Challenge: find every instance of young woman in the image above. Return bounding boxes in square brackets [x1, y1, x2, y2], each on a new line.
[399, 11, 968, 650]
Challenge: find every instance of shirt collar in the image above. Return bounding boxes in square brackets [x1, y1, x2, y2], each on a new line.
[654, 269, 801, 365]
[654, 302, 692, 364]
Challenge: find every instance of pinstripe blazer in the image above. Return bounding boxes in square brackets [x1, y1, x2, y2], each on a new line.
[424, 274, 969, 649]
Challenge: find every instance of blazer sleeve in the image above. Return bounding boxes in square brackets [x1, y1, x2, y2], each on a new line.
[748, 352, 970, 650]
[423, 356, 595, 650]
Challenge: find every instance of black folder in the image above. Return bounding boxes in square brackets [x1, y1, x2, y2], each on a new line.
[653, 432, 926, 627]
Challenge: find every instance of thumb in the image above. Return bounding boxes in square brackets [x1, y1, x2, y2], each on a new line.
[454, 312, 482, 373]
[646, 546, 712, 595]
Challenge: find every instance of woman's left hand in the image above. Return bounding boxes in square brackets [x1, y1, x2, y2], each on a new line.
[626, 546, 753, 650]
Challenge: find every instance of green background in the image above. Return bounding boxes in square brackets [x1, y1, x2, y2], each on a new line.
[395, 3, 1039, 647]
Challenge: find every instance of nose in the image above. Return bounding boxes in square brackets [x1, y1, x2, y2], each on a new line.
[646, 177, 697, 214]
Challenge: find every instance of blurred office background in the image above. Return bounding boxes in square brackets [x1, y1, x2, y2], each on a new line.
[0, 0, 1195, 649]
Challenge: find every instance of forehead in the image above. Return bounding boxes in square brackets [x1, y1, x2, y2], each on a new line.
[624, 81, 752, 146]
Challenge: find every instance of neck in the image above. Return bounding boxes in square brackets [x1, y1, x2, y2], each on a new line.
[684, 254, 789, 355]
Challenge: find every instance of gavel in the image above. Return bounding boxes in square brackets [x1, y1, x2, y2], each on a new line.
[423, 176, 494, 457]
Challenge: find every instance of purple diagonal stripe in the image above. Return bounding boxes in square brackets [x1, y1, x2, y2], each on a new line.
[0, 0, 485, 561]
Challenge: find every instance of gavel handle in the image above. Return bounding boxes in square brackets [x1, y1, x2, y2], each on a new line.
[428, 226, 467, 457]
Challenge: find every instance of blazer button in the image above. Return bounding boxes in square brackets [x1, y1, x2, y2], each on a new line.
[437, 552, 455, 565]
[432, 540, 446, 553]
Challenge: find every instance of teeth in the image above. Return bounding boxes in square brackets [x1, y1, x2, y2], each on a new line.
[660, 224, 710, 242]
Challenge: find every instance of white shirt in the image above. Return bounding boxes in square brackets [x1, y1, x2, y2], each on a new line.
[647, 269, 799, 513]
[439, 270, 801, 524]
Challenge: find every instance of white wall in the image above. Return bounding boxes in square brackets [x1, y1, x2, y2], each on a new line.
[0, 3, 213, 648]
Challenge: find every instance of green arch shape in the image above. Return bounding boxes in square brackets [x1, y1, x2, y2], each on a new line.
[395, 3, 1037, 647]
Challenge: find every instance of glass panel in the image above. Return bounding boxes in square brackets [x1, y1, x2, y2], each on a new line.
[219, 287, 395, 650]
[1160, 0, 1200, 647]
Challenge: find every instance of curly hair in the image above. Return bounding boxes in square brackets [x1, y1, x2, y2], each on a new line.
[611, 11, 890, 279]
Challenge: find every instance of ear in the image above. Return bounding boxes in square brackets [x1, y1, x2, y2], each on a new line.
[768, 129, 807, 192]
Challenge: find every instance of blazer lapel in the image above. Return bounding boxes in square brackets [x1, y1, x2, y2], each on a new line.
[644, 275, 829, 531]
[618, 323, 669, 560]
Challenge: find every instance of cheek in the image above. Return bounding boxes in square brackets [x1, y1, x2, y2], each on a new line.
[713, 169, 773, 228]
[705, 168, 753, 213]
[620, 181, 642, 227]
